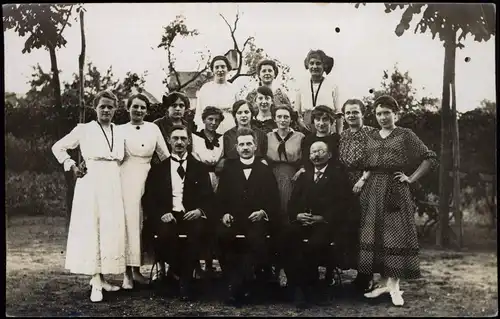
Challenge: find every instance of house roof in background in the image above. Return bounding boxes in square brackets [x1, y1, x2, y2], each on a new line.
[167, 71, 213, 98]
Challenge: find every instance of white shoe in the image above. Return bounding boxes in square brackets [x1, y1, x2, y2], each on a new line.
[364, 285, 390, 298]
[101, 280, 121, 292]
[122, 275, 134, 290]
[89, 282, 103, 303]
[279, 269, 288, 287]
[390, 290, 404, 306]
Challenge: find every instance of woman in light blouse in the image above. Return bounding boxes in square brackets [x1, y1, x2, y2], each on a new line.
[294, 49, 343, 134]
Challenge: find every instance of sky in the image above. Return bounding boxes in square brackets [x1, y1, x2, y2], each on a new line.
[3, 3, 496, 112]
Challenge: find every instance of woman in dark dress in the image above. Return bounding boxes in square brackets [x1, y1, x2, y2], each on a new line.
[359, 95, 438, 306]
[222, 100, 268, 161]
[338, 98, 377, 292]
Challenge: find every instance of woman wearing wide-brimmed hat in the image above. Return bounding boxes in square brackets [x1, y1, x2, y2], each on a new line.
[294, 49, 343, 134]
[194, 55, 239, 135]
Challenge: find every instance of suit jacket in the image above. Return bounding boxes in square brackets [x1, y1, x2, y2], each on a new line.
[142, 153, 214, 228]
[288, 163, 359, 227]
[216, 158, 280, 223]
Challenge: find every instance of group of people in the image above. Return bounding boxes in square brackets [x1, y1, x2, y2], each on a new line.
[51, 49, 438, 309]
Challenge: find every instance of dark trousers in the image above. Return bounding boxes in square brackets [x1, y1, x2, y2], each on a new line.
[217, 220, 270, 289]
[283, 222, 332, 288]
[153, 212, 205, 281]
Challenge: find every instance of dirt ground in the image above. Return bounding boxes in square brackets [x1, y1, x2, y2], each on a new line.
[6, 216, 498, 317]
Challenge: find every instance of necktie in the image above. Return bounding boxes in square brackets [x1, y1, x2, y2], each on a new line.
[315, 171, 323, 183]
[171, 157, 186, 179]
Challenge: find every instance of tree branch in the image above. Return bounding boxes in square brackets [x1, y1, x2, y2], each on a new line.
[166, 45, 182, 92]
[57, 4, 74, 40]
[220, 13, 240, 52]
[178, 66, 209, 91]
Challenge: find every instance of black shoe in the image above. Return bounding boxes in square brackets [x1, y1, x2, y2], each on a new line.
[225, 284, 243, 308]
[179, 280, 192, 301]
[294, 287, 310, 310]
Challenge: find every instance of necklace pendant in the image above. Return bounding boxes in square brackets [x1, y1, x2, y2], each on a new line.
[136, 126, 140, 130]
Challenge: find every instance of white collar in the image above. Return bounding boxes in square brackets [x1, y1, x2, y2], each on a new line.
[171, 152, 188, 161]
[240, 156, 255, 166]
[314, 164, 328, 174]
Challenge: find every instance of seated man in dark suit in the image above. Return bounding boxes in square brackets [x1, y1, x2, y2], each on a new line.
[216, 127, 280, 306]
[284, 140, 359, 309]
[142, 124, 213, 301]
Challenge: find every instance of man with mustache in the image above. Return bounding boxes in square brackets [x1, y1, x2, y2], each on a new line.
[216, 127, 280, 306]
[283, 140, 358, 309]
[142, 124, 213, 301]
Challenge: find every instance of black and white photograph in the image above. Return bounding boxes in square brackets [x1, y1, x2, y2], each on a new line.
[4, 2, 497, 316]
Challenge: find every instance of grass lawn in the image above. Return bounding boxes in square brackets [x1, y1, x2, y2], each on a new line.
[6, 216, 498, 317]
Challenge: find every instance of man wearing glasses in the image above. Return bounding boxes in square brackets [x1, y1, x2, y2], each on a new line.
[282, 140, 359, 309]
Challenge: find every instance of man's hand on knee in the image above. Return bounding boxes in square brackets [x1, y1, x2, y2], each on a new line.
[161, 213, 176, 223]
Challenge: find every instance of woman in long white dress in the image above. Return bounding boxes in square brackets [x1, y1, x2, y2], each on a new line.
[194, 55, 239, 134]
[51, 90, 126, 303]
[119, 93, 170, 289]
[294, 49, 343, 134]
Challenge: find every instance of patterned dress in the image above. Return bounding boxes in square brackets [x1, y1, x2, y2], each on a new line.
[266, 129, 305, 222]
[339, 125, 377, 187]
[358, 127, 437, 279]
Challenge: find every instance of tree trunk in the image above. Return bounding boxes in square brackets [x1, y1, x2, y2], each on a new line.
[78, 9, 86, 164]
[436, 31, 455, 247]
[451, 75, 462, 249]
[48, 44, 63, 111]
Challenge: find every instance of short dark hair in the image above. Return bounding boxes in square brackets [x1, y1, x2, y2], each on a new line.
[235, 127, 257, 144]
[127, 93, 150, 109]
[232, 100, 254, 118]
[162, 91, 190, 110]
[168, 124, 191, 139]
[256, 59, 279, 78]
[342, 98, 366, 114]
[201, 106, 225, 122]
[210, 55, 232, 72]
[311, 105, 335, 123]
[93, 90, 118, 108]
[272, 105, 293, 119]
[256, 86, 274, 99]
[373, 95, 399, 113]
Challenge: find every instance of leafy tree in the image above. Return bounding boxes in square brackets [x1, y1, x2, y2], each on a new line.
[158, 15, 211, 92]
[3, 4, 76, 111]
[355, 3, 496, 247]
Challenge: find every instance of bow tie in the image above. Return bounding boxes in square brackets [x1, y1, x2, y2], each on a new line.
[198, 130, 220, 150]
[240, 162, 254, 170]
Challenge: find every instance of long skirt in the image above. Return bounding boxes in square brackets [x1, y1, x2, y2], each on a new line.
[65, 159, 127, 275]
[120, 157, 151, 267]
[272, 163, 296, 224]
[358, 172, 420, 279]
